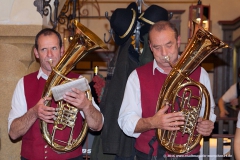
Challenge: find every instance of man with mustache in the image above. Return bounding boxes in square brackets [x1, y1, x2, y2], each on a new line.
[118, 21, 216, 160]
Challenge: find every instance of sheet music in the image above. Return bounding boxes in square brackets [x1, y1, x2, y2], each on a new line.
[51, 77, 90, 101]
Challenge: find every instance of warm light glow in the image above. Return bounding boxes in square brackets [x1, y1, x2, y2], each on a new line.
[189, 0, 210, 35]
[202, 20, 209, 30]
[195, 18, 209, 30]
[196, 18, 201, 24]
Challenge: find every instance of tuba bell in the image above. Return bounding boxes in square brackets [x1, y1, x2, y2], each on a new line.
[156, 21, 228, 154]
[40, 20, 108, 152]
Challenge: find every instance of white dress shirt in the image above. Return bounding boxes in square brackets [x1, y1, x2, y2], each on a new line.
[8, 68, 101, 132]
[118, 60, 216, 138]
[222, 83, 237, 103]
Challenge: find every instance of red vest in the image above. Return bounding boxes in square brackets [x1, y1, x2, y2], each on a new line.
[135, 62, 201, 156]
[21, 71, 83, 160]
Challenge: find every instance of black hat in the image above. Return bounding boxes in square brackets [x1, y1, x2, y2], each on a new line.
[110, 2, 138, 45]
[139, 5, 168, 25]
[138, 5, 169, 42]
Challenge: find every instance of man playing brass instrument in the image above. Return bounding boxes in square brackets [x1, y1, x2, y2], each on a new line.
[118, 21, 216, 160]
[8, 28, 103, 160]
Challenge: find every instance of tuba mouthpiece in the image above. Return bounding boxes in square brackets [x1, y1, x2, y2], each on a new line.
[48, 58, 53, 64]
[164, 56, 170, 62]
[164, 56, 173, 68]
[47, 58, 54, 68]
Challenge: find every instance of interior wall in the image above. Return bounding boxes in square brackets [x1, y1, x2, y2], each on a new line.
[0, 25, 41, 160]
[1, 0, 240, 51]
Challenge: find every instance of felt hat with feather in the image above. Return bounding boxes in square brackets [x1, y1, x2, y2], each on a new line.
[138, 5, 169, 42]
[110, 2, 138, 45]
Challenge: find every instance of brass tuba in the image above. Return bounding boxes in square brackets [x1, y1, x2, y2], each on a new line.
[156, 21, 228, 154]
[40, 20, 108, 152]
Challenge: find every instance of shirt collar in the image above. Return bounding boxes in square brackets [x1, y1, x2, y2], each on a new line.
[37, 67, 48, 80]
[153, 59, 166, 75]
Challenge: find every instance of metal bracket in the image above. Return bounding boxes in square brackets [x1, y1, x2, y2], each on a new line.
[33, 0, 59, 29]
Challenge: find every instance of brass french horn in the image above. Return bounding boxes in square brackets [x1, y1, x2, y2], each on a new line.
[40, 20, 108, 152]
[156, 21, 228, 154]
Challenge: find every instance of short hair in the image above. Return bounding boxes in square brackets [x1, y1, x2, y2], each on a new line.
[34, 28, 62, 50]
[149, 21, 179, 40]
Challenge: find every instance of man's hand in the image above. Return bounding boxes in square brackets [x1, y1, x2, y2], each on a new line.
[151, 105, 185, 130]
[33, 97, 56, 123]
[197, 118, 214, 136]
[63, 88, 103, 131]
[220, 109, 229, 118]
[9, 97, 56, 140]
[63, 88, 91, 111]
[134, 104, 185, 133]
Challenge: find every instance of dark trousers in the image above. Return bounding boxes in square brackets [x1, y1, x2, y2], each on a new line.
[114, 148, 136, 160]
[21, 155, 83, 160]
[136, 149, 156, 160]
[115, 155, 135, 160]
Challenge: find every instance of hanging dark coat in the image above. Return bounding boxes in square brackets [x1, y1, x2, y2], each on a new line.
[91, 33, 154, 160]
